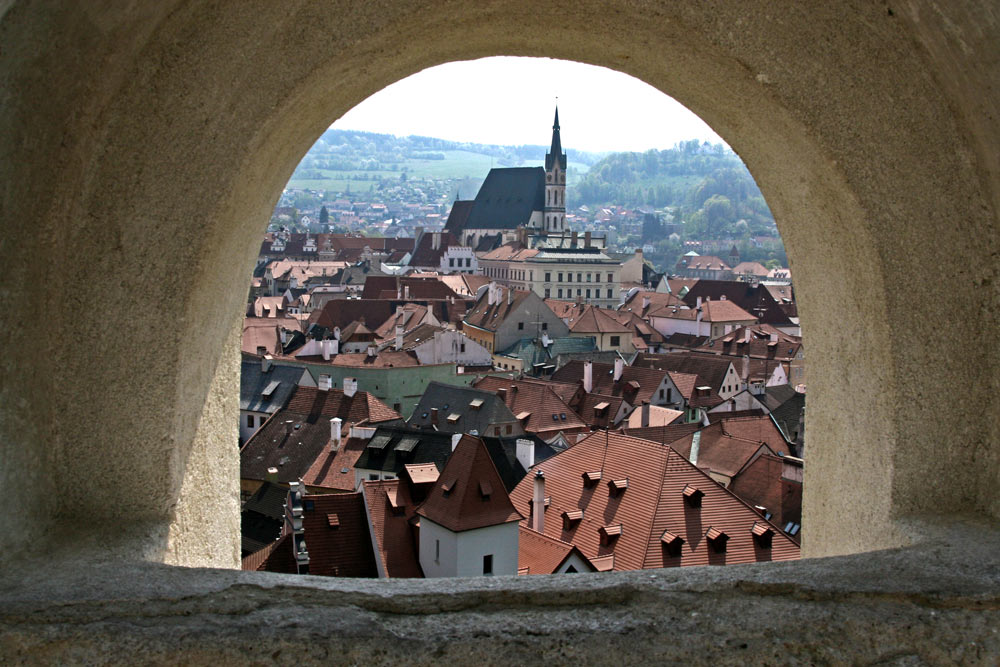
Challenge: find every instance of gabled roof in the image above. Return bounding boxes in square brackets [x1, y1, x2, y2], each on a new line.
[463, 167, 546, 230]
[695, 324, 802, 361]
[473, 376, 588, 436]
[240, 386, 402, 484]
[545, 300, 630, 334]
[518, 526, 593, 575]
[550, 359, 670, 405]
[302, 435, 369, 491]
[408, 382, 519, 437]
[728, 454, 801, 534]
[415, 435, 524, 533]
[361, 275, 462, 300]
[632, 352, 736, 396]
[240, 481, 286, 556]
[362, 480, 423, 578]
[462, 287, 537, 333]
[669, 418, 782, 480]
[507, 431, 799, 571]
[680, 280, 794, 327]
[619, 290, 684, 318]
[248, 492, 378, 577]
[648, 299, 757, 323]
[409, 231, 460, 267]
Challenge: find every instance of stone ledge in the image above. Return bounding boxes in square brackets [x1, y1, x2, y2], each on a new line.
[2, 516, 998, 664]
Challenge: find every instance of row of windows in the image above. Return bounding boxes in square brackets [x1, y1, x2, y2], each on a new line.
[447, 257, 472, 268]
[545, 272, 615, 283]
[544, 288, 615, 300]
[546, 189, 564, 206]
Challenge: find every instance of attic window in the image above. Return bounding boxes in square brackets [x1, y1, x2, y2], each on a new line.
[751, 522, 774, 548]
[706, 527, 729, 553]
[479, 480, 493, 499]
[326, 513, 340, 528]
[261, 380, 280, 399]
[562, 509, 583, 529]
[367, 434, 392, 450]
[441, 479, 456, 497]
[599, 523, 623, 546]
[552, 413, 559, 421]
[582, 471, 602, 488]
[661, 531, 685, 558]
[395, 436, 419, 453]
[683, 484, 704, 508]
[607, 478, 629, 497]
[560, 413, 567, 421]
[469, 398, 484, 410]
[447, 413, 461, 424]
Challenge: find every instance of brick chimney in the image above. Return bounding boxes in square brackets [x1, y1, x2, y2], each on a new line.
[584, 231, 592, 248]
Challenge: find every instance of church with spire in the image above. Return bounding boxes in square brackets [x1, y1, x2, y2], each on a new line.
[443, 107, 600, 251]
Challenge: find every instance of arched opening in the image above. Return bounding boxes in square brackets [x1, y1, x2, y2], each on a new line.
[1, 3, 995, 576]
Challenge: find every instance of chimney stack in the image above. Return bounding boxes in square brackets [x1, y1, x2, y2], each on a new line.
[742, 355, 750, 384]
[367, 345, 377, 358]
[531, 471, 546, 533]
[284, 419, 294, 437]
[614, 357, 624, 382]
[318, 374, 332, 391]
[321, 339, 331, 361]
[583, 361, 593, 393]
[585, 231, 592, 248]
[696, 296, 703, 308]
[516, 438, 534, 472]
[487, 282, 497, 306]
[431, 408, 439, 426]
[642, 295, 651, 310]
[641, 401, 651, 428]
[330, 417, 342, 451]
[395, 325, 404, 351]
[497, 387, 508, 403]
[261, 354, 273, 373]
[508, 287, 513, 305]
[404, 285, 411, 300]
[343, 377, 358, 398]
[451, 433, 462, 451]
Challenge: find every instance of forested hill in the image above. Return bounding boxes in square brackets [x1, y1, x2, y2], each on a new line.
[574, 140, 777, 240]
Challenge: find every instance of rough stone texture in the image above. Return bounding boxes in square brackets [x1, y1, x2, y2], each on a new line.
[2, 517, 997, 664]
[0, 0, 998, 659]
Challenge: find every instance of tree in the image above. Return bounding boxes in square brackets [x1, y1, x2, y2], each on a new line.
[319, 205, 329, 225]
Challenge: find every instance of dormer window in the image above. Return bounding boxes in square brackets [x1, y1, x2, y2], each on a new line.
[441, 479, 456, 497]
[582, 471, 602, 488]
[479, 480, 492, 499]
[661, 530, 685, 558]
[326, 513, 340, 528]
[705, 527, 729, 553]
[599, 523, 623, 546]
[607, 478, 628, 498]
[562, 509, 583, 530]
[683, 484, 704, 508]
[751, 522, 774, 548]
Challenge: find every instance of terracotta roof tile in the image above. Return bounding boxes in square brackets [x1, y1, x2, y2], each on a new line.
[518, 526, 593, 575]
[362, 480, 423, 578]
[415, 435, 524, 532]
[507, 431, 799, 571]
[473, 376, 588, 436]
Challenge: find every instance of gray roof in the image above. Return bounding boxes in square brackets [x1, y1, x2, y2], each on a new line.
[463, 167, 545, 230]
[240, 358, 303, 414]
[498, 336, 597, 370]
[407, 381, 520, 435]
[354, 424, 555, 492]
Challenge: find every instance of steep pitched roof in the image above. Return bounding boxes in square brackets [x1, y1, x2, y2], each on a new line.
[409, 231, 461, 267]
[462, 287, 537, 333]
[518, 526, 592, 575]
[550, 359, 669, 405]
[507, 431, 799, 571]
[443, 200, 474, 234]
[728, 454, 802, 533]
[545, 300, 630, 334]
[632, 352, 735, 396]
[669, 418, 781, 481]
[240, 386, 402, 484]
[301, 436, 369, 491]
[473, 376, 588, 436]
[681, 281, 794, 327]
[239, 356, 303, 414]
[648, 299, 757, 323]
[408, 382, 520, 436]
[250, 492, 378, 577]
[464, 167, 546, 230]
[362, 480, 423, 578]
[415, 435, 524, 532]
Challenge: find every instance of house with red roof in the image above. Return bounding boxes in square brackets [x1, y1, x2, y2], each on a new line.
[508, 431, 799, 572]
[646, 296, 757, 341]
[416, 434, 524, 578]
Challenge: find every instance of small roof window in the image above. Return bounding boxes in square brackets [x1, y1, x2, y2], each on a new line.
[705, 527, 729, 553]
[683, 484, 704, 508]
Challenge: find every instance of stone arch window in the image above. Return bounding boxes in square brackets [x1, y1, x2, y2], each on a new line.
[2, 4, 996, 661]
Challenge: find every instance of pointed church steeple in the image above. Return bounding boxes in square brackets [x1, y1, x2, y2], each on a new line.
[545, 106, 567, 171]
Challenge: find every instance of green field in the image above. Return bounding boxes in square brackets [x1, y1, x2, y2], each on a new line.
[285, 149, 590, 192]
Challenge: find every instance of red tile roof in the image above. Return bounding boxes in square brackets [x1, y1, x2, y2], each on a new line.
[669, 418, 782, 481]
[473, 376, 588, 436]
[285, 386, 402, 426]
[415, 435, 524, 532]
[507, 431, 798, 571]
[362, 480, 423, 578]
[550, 359, 669, 405]
[728, 453, 802, 533]
[518, 526, 593, 574]
[462, 287, 536, 332]
[302, 436, 368, 491]
[545, 300, 631, 334]
[249, 492, 378, 577]
[648, 299, 757, 323]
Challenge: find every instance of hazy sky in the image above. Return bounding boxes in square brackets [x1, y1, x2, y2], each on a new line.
[332, 57, 726, 154]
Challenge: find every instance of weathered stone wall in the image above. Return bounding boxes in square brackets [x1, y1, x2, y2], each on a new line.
[0, 0, 996, 605]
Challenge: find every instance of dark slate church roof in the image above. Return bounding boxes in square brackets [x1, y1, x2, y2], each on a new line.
[443, 200, 474, 234]
[545, 107, 568, 171]
[463, 167, 545, 230]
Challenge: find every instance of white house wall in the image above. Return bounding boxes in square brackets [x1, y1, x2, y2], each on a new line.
[413, 330, 493, 366]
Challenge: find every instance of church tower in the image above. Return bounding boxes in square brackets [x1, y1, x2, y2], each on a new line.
[544, 107, 567, 234]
